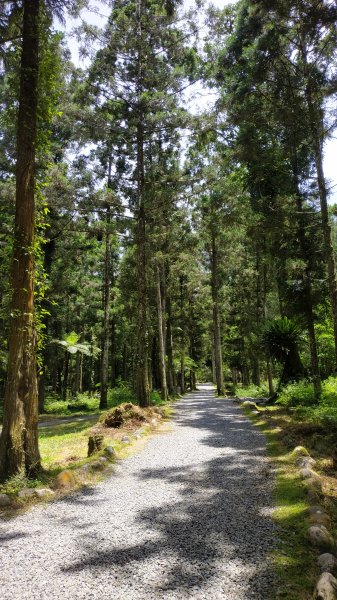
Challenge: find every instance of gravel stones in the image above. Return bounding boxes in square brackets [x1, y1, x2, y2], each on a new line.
[0, 385, 276, 600]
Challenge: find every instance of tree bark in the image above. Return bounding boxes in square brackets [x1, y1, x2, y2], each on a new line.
[166, 293, 175, 395]
[211, 230, 224, 396]
[135, 4, 149, 407]
[100, 156, 113, 410]
[300, 29, 337, 371]
[156, 264, 168, 401]
[0, 0, 41, 481]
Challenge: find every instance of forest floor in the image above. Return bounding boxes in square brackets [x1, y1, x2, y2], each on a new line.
[0, 384, 276, 599]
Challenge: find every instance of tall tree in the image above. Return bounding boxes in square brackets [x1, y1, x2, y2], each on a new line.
[0, 0, 41, 480]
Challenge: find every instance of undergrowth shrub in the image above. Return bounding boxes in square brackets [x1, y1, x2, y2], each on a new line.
[277, 381, 317, 408]
[237, 383, 269, 398]
[276, 377, 337, 428]
[107, 383, 135, 407]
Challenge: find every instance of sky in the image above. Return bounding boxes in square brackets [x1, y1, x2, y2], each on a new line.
[60, 0, 337, 202]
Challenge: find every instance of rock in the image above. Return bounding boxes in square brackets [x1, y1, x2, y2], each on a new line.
[54, 470, 77, 490]
[18, 488, 36, 500]
[242, 401, 258, 410]
[35, 488, 55, 500]
[299, 467, 320, 480]
[313, 573, 337, 600]
[91, 460, 105, 471]
[121, 435, 130, 443]
[292, 445, 309, 458]
[296, 455, 316, 468]
[318, 554, 337, 574]
[99, 457, 108, 465]
[88, 434, 104, 457]
[104, 446, 117, 459]
[0, 493, 11, 507]
[77, 464, 91, 476]
[309, 508, 331, 528]
[309, 525, 335, 553]
[304, 477, 323, 502]
[0, 494, 11, 508]
[150, 419, 158, 426]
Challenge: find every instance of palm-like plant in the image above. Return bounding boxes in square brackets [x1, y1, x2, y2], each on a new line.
[263, 317, 305, 388]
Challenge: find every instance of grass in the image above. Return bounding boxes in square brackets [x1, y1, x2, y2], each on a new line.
[242, 406, 319, 600]
[38, 418, 97, 470]
[0, 391, 173, 499]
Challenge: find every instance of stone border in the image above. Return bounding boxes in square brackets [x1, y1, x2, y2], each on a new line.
[239, 400, 337, 599]
[292, 446, 337, 600]
[0, 421, 156, 513]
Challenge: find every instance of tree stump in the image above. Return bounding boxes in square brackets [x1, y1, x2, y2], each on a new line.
[88, 434, 104, 457]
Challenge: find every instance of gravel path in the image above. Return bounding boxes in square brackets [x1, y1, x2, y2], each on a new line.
[0, 385, 276, 600]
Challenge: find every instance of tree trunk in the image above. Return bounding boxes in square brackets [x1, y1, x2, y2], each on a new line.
[156, 264, 168, 401]
[0, 0, 41, 481]
[211, 231, 224, 396]
[135, 13, 149, 406]
[62, 353, 70, 401]
[267, 361, 274, 397]
[300, 33, 337, 371]
[166, 294, 175, 396]
[180, 354, 185, 395]
[179, 276, 185, 395]
[111, 317, 117, 388]
[100, 157, 112, 410]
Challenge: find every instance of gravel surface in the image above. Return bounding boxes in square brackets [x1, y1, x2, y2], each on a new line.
[0, 385, 276, 599]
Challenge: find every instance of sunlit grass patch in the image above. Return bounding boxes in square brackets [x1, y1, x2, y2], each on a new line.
[39, 419, 96, 469]
[243, 407, 318, 600]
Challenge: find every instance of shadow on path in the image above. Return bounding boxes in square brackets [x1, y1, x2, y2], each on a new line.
[61, 387, 276, 598]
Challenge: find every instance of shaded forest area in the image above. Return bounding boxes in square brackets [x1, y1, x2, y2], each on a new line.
[1, 0, 337, 481]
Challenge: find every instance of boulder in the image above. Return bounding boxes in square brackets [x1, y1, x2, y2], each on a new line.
[318, 554, 337, 574]
[77, 464, 91, 476]
[313, 573, 337, 600]
[0, 493, 11, 507]
[299, 467, 320, 480]
[121, 435, 130, 443]
[91, 460, 105, 471]
[304, 477, 323, 502]
[296, 456, 317, 469]
[308, 525, 335, 553]
[18, 488, 36, 500]
[309, 508, 331, 529]
[54, 470, 77, 490]
[104, 446, 117, 459]
[292, 446, 310, 458]
[242, 401, 258, 410]
[35, 488, 55, 500]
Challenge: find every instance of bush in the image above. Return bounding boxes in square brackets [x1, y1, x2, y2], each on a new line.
[237, 383, 269, 398]
[321, 376, 337, 405]
[277, 380, 317, 408]
[44, 392, 99, 415]
[107, 383, 135, 407]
